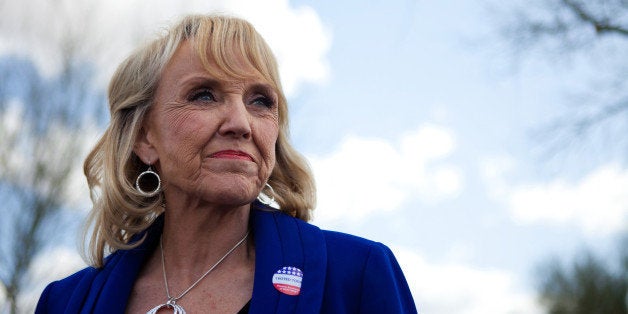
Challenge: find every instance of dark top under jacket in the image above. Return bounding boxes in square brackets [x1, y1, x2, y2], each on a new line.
[35, 202, 418, 313]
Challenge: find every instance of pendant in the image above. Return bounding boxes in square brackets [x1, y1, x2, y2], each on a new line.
[146, 298, 186, 314]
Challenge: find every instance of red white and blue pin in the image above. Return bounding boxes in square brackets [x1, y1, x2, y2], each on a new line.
[272, 266, 303, 296]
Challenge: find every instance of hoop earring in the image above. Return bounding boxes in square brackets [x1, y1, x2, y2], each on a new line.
[257, 183, 276, 206]
[135, 166, 161, 197]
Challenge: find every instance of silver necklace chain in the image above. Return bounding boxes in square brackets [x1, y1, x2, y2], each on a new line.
[147, 230, 249, 314]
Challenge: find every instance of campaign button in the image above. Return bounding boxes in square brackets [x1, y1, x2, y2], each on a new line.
[272, 266, 303, 296]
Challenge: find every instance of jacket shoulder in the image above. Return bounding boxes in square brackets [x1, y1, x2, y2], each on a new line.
[322, 229, 381, 252]
[320, 230, 389, 281]
[320, 230, 418, 313]
[35, 266, 98, 313]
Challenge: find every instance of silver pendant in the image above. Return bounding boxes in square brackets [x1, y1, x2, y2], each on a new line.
[146, 298, 186, 314]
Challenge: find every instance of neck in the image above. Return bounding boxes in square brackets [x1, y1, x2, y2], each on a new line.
[160, 196, 253, 286]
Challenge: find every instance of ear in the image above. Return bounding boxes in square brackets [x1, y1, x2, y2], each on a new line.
[133, 124, 159, 165]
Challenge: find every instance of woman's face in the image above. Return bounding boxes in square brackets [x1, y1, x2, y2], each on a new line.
[135, 40, 279, 207]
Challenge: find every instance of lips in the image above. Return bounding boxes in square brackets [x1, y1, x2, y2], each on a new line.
[209, 150, 254, 161]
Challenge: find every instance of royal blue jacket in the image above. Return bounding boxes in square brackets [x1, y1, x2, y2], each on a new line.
[36, 204, 418, 313]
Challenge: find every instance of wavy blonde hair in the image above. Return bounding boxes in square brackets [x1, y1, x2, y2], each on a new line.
[83, 14, 316, 267]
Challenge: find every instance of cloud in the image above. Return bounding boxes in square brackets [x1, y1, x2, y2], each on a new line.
[509, 164, 628, 235]
[309, 124, 462, 223]
[393, 246, 541, 314]
[62, 125, 105, 210]
[0, 0, 330, 96]
[482, 157, 628, 236]
[21, 246, 86, 312]
[28, 247, 86, 284]
[214, 0, 331, 95]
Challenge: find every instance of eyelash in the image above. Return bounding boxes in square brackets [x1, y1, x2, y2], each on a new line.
[188, 88, 276, 109]
[188, 89, 215, 102]
[251, 95, 275, 108]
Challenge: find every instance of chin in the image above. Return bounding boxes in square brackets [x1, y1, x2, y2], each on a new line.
[188, 173, 261, 207]
[205, 184, 258, 207]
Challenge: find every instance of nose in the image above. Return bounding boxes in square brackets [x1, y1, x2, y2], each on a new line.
[217, 98, 252, 139]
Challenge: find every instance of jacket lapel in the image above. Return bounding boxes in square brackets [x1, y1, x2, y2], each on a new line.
[250, 205, 327, 314]
[81, 217, 162, 314]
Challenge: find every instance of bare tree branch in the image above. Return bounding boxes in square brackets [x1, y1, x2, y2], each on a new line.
[0, 26, 106, 314]
[490, 0, 628, 165]
[563, 0, 628, 36]
[571, 101, 628, 135]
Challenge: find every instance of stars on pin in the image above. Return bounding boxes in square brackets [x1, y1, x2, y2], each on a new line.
[278, 266, 303, 277]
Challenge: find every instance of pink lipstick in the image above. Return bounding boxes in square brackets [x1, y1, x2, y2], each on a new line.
[210, 150, 254, 161]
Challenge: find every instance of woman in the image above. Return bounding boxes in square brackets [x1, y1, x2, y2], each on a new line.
[36, 14, 417, 314]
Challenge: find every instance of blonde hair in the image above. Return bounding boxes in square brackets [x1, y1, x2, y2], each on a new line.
[83, 14, 316, 267]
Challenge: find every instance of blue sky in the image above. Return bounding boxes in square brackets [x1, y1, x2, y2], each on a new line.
[283, 0, 627, 311]
[1, 0, 626, 312]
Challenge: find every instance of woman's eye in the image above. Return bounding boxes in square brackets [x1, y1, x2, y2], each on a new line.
[250, 96, 275, 108]
[189, 89, 215, 102]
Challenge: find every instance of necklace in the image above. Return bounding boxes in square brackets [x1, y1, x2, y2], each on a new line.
[147, 231, 250, 314]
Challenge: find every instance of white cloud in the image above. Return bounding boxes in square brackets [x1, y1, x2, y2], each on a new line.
[309, 124, 462, 223]
[509, 164, 628, 235]
[479, 155, 516, 199]
[62, 125, 104, 211]
[214, 0, 331, 95]
[482, 158, 628, 236]
[393, 246, 541, 314]
[28, 247, 86, 284]
[0, 0, 330, 96]
[21, 246, 85, 312]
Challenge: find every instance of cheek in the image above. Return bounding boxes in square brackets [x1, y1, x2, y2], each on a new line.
[155, 110, 213, 165]
[256, 122, 279, 168]
[163, 107, 207, 136]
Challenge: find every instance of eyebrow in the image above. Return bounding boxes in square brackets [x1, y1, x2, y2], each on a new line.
[178, 75, 221, 89]
[248, 83, 277, 96]
[179, 73, 276, 94]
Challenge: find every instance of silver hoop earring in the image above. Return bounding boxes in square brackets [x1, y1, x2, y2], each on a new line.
[257, 183, 276, 206]
[135, 166, 161, 197]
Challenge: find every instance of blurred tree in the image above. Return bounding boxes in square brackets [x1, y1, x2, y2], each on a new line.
[493, 2, 628, 312]
[536, 237, 628, 313]
[490, 0, 628, 163]
[0, 2, 108, 313]
[0, 56, 105, 313]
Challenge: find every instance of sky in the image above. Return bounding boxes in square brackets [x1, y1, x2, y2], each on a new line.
[1, 0, 627, 313]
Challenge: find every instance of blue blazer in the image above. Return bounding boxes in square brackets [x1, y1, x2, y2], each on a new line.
[36, 204, 418, 313]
